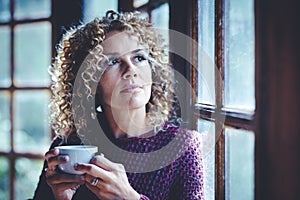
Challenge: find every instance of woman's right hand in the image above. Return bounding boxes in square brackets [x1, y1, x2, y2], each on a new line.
[44, 148, 85, 200]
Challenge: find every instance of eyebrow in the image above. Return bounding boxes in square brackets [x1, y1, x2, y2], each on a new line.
[104, 48, 149, 57]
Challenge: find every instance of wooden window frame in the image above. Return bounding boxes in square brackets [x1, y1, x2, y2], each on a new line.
[170, 0, 255, 199]
[0, 1, 51, 199]
[119, 0, 169, 20]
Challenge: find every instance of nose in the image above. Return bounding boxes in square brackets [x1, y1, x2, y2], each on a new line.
[122, 58, 137, 79]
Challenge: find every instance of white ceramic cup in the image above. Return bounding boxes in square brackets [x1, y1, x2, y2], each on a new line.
[55, 145, 98, 175]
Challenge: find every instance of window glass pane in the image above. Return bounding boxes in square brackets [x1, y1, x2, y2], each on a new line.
[14, 0, 51, 20]
[83, 0, 118, 23]
[0, 92, 11, 152]
[14, 22, 51, 86]
[198, 0, 215, 105]
[151, 3, 169, 48]
[0, 157, 9, 200]
[224, 0, 255, 111]
[0, 0, 10, 22]
[134, 0, 149, 8]
[15, 158, 44, 200]
[0, 26, 11, 87]
[151, 3, 169, 29]
[225, 128, 254, 200]
[14, 91, 50, 154]
[198, 119, 215, 200]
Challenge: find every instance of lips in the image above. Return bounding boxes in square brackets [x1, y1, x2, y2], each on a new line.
[120, 85, 143, 93]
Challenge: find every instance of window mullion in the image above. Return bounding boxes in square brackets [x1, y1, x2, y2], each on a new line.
[194, 104, 254, 131]
[9, 0, 15, 198]
[191, 0, 199, 130]
[215, 0, 226, 199]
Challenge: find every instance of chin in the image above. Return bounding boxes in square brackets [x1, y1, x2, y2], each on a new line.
[130, 92, 151, 105]
[110, 91, 151, 110]
[112, 97, 148, 110]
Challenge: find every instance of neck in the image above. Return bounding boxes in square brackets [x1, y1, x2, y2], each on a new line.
[102, 105, 151, 138]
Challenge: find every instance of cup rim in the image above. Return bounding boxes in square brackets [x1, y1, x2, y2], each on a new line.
[55, 145, 98, 151]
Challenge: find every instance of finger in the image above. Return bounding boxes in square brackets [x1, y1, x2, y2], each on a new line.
[45, 168, 58, 178]
[47, 155, 69, 170]
[74, 163, 111, 181]
[88, 177, 102, 188]
[90, 155, 124, 172]
[52, 182, 82, 191]
[46, 173, 85, 185]
[86, 182, 114, 199]
[45, 148, 59, 160]
[85, 175, 104, 187]
[45, 148, 69, 170]
[85, 174, 98, 184]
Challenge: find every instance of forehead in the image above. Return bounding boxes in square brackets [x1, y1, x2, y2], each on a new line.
[102, 31, 146, 55]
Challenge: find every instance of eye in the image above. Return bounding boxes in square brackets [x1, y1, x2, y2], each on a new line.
[134, 55, 147, 62]
[108, 58, 120, 66]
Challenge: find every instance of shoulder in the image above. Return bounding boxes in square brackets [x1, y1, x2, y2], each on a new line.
[167, 124, 203, 150]
[158, 122, 208, 158]
[167, 125, 206, 199]
[175, 126, 213, 160]
[178, 128, 203, 159]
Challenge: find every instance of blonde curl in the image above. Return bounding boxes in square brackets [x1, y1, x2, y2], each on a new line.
[49, 10, 180, 137]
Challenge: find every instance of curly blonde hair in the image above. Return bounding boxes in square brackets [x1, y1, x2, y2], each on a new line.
[49, 10, 179, 137]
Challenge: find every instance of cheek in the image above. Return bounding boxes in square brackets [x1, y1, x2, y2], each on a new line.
[144, 71, 153, 101]
[143, 65, 153, 82]
[98, 74, 118, 101]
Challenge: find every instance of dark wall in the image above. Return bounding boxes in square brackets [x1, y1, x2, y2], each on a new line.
[52, 0, 83, 54]
[255, 0, 300, 199]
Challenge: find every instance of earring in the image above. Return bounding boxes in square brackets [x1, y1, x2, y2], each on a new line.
[96, 105, 103, 113]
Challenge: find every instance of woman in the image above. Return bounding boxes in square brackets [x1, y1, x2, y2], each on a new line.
[33, 10, 205, 200]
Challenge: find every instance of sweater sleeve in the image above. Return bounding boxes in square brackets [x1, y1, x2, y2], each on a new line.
[181, 131, 205, 200]
[32, 162, 56, 200]
[32, 136, 63, 200]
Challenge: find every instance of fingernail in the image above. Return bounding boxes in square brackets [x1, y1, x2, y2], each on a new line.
[74, 163, 79, 170]
[90, 157, 96, 163]
[60, 156, 69, 161]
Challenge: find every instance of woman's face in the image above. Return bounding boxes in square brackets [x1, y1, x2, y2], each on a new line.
[98, 31, 152, 111]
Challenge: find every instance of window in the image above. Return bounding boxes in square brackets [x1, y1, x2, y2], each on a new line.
[123, 0, 169, 28]
[0, 0, 118, 199]
[82, 0, 118, 23]
[196, 0, 255, 199]
[0, 1, 52, 199]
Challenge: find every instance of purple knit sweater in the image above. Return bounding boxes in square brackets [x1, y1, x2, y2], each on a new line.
[33, 122, 205, 200]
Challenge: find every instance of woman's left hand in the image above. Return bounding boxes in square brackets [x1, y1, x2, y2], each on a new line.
[74, 155, 140, 200]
